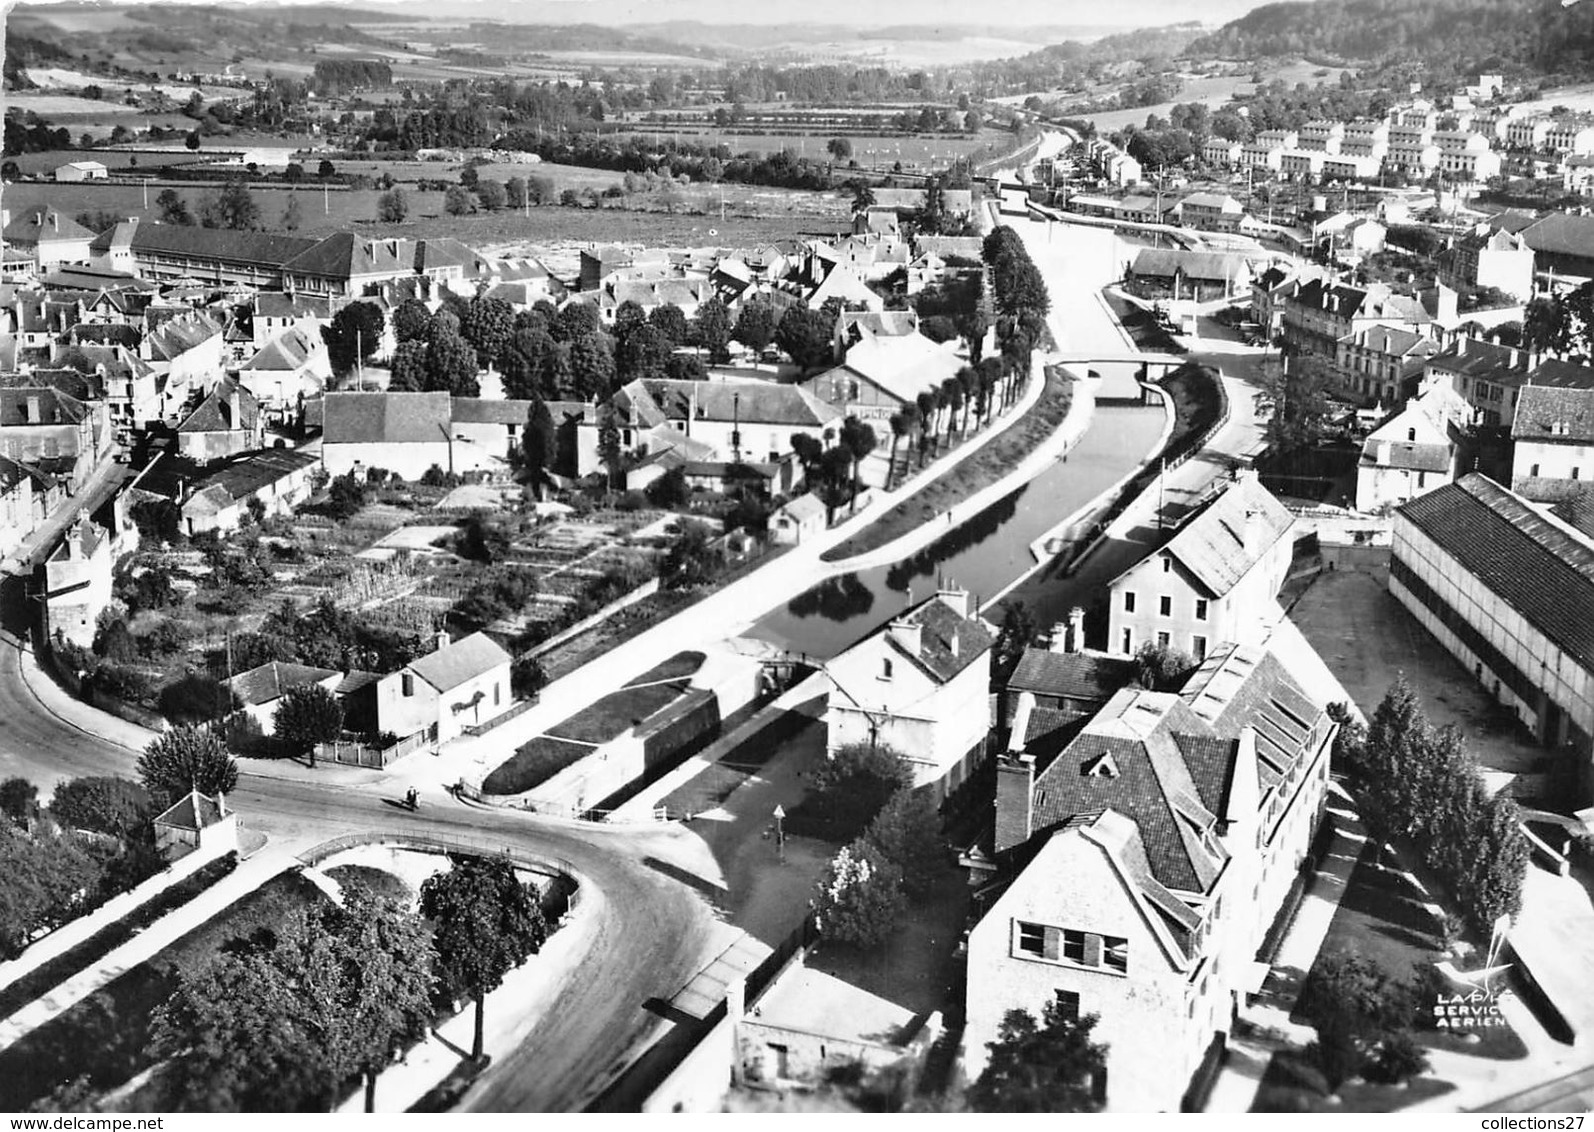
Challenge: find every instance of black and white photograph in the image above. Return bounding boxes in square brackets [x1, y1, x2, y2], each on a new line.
[0, 0, 1591, 1116]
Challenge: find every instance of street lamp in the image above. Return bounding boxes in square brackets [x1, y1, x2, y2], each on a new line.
[773, 803, 786, 863]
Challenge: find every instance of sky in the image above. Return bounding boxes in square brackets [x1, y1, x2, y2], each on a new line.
[11, 0, 1264, 29]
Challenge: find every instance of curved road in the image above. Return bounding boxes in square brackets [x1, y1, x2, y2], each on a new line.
[0, 577, 725, 1113]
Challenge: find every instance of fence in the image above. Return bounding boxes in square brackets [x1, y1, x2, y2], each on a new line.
[315, 726, 435, 768]
[462, 696, 536, 738]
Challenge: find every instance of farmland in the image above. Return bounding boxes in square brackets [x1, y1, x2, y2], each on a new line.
[611, 128, 1000, 172]
[0, 171, 850, 249]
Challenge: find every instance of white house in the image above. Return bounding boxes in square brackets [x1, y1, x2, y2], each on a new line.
[770, 494, 827, 545]
[43, 518, 114, 648]
[1511, 385, 1594, 496]
[1107, 472, 1296, 661]
[227, 661, 344, 736]
[1355, 389, 1466, 513]
[153, 790, 239, 863]
[374, 631, 514, 747]
[321, 391, 505, 482]
[965, 643, 1335, 1112]
[824, 585, 995, 800]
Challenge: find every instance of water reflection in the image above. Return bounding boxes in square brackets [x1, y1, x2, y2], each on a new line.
[883, 485, 1026, 594]
[785, 571, 876, 623]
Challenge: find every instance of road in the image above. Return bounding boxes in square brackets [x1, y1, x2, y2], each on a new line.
[0, 576, 726, 1113]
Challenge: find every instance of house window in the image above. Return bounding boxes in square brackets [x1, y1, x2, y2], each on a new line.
[401, 673, 414, 697]
[1161, 555, 1172, 573]
[1417, 472, 1426, 489]
[1123, 591, 1136, 613]
[1121, 628, 1133, 654]
[880, 658, 893, 680]
[1576, 467, 1583, 481]
[1531, 463, 1541, 477]
[1055, 990, 1081, 1023]
[1159, 595, 1172, 617]
[1193, 635, 1208, 660]
[1061, 929, 1087, 964]
[1017, 921, 1047, 957]
[494, 683, 501, 706]
[1157, 632, 1170, 648]
[1195, 598, 1208, 621]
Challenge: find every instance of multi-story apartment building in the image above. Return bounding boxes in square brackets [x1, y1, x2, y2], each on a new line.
[1423, 337, 1536, 425]
[966, 642, 1336, 1111]
[1281, 278, 1432, 357]
[1334, 323, 1442, 403]
[1297, 120, 1344, 153]
[1238, 142, 1285, 173]
[1280, 150, 1325, 179]
[1442, 225, 1534, 300]
[1107, 472, 1296, 660]
[1506, 117, 1553, 151]
[1201, 139, 1242, 168]
[1391, 473, 1594, 802]
[1546, 119, 1594, 157]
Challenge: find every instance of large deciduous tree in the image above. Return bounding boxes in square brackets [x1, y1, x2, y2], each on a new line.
[322, 301, 385, 378]
[967, 1001, 1109, 1112]
[137, 726, 239, 811]
[813, 839, 905, 948]
[273, 684, 345, 763]
[776, 305, 832, 371]
[47, 777, 151, 840]
[692, 297, 733, 364]
[732, 298, 777, 355]
[419, 854, 548, 1061]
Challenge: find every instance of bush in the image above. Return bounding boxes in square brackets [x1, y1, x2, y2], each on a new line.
[1364, 1031, 1429, 1085]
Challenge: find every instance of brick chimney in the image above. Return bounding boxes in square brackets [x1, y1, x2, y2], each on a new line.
[994, 750, 1035, 854]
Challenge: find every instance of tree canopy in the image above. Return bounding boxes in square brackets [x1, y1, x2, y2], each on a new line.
[137, 727, 239, 811]
[968, 1001, 1109, 1112]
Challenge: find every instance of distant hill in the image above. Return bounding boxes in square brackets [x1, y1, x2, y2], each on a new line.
[1185, 0, 1594, 78]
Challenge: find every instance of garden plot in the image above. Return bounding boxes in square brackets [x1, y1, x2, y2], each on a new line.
[361, 525, 460, 557]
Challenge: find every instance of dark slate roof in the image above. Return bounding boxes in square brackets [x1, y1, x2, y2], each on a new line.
[323, 391, 452, 445]
[90, 222, 319, 267]
[1029, 689, 1226, 894]
[1513, 385, 1594, 444]
[623, 378, 839, 429]
[197, 448, 318, 501]
[407, 631, 511, 692]
[5, 367, 102, 402]
[0, 387, 90, 426]
[1427, 338, 1531, 383]
[1179, 645, 1323, 784]
[1520, 212, 1594, 259]
[1524, 358, 1594, 390]
[1398, 473, 1594, 670]
[884, 594, 996, 684]
[1009, 648, 1135, 704]
[2, 209, 95, 245]
[243, 327, 319, 372]
[146, 312, 222, 361]
[1129, 248, 1250, 283]
[227, 660, 339, 706]
[255, 291, 333, 320]
[282, 233, 413, 281]
[450, 398, 534, 425]
[1358, 437, 1452, 473]
[177, 380, 259, 434]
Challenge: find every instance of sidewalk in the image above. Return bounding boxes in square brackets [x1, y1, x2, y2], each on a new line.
[0, 847, 299, 1052]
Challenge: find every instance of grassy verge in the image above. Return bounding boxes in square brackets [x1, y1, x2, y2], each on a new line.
[623, 650, 705, 687]
[0, 853, 238, 1023]
[820, 367, 1074, 563]
[1252, 1050, 1455, 1113]
[483, 737, 599, 796]
[1100, 289, 1188, 355]
[324, 864, 412, 904]
[546, 680, 692, 744]
[0, 869, 323, 1112]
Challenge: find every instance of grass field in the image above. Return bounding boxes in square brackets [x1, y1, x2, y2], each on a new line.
[614, 128, 1003, 169]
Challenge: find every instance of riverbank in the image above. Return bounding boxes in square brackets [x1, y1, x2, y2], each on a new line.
[820, 365, 1078, 564]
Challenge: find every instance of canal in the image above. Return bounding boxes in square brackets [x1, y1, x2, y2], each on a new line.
[748, 401, 1166, 659]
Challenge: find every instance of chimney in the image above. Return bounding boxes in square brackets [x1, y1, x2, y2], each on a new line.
[948, 633, 960, 659]
[1067, 605, 1086, 653]
[228, 386, 241, 429]
[1457, 337, 1467, 355]
[26, 395, 40, 423]
[1510, 347, 1521, 369]
[216, 792, 227, 818]
[1376, 441, 1390, 466]
[994, 748, 1036, 854]
[937, 583, 972, 619]
[435, 630, 451, 652]
[888, 616, 923, 657]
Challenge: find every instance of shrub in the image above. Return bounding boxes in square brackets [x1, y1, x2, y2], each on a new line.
[1364, 1031, 1429, 1085]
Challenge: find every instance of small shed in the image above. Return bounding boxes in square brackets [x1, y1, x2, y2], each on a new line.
[54, 161, 108, 183]
[153, 790, 239, 862]
[770, 493, 826, 545]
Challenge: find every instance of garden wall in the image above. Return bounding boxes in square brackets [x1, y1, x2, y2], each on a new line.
[517, 658, 763, 818]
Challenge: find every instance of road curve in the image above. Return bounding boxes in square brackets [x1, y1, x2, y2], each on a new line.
[0, 579, 725, 1113]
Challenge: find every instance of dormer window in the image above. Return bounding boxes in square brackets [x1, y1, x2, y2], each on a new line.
[1083, 752, 1119, 779]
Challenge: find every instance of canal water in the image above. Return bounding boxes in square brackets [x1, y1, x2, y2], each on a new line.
[748, 401, 1166, 659]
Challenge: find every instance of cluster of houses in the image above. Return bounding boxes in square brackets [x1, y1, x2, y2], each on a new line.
[799, 466, 1334, 1111]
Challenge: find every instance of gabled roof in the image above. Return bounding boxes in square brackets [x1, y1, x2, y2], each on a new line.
[177, 379, 259, 433]
[227, 660, 340, 707]
[413, 237, 485, 277]
[407, 630, 511, 693]
[876, 591, 995, 685]
[323, 391, 452, 445]
[1520, 212, 1594, 259]
[1180, 192, 1243, 212]
[255, 291, 333, 320]
[826, 332, 964, 405]
[281, 233, 413, 281]
[242, 326, 320, 372]
[1427, 337, 1532, 383]
[1337, 323, 1439, 358]
[1129, 248, 1250, 284]
[1524, 358, 1594, 390]
[450, 397, 534, 425]
[622, 378, 840, 429]
[2, 209, 95, 246]
[1009, 648, 1135, 705]
[1514, 385, 1594, 444]
[89, 222, 319, 267]
[1029, 687, 1228, 893]
[146, 312, 222, 361]
[154, 790, 227, 832]
[774, 493, 826, 523]
[0, 386, 91, 427]
[1398, 473, 1594, 670]
[1133, 474, 1295, 599]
